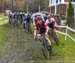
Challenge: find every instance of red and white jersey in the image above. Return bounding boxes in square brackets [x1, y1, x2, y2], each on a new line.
[45, 18, 56, 25]
[35, 21, 46, 30]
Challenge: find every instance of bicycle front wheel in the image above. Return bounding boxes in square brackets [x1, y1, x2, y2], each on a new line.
[42, 39, 50, 59]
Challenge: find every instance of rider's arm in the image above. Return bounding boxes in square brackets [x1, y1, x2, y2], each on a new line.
[34, 26, 37, 38]
[45, 19, 50, 34]
[45, 25, 50, 35]
[33, 23, 39, 38]
[51, 18, 57, 27]
[45, 19, 49, 25]
[54, 21, 57, 27]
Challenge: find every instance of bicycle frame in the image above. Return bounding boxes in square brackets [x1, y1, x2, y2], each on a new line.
[41, 34, 51, 59]
[49, 28, 59, 45]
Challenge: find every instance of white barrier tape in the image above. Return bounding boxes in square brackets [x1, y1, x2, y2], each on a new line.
[67, 26, 75, 33]
[56, 30, 75, 42]
[67, 34, 75, 42]
[56, 26, 67, 28]
[56, 25, 75, 33]
[56, 30, 67, 35]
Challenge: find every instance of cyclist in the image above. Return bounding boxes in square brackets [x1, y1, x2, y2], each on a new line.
[34, 16, 53, 52]
[26, 14, 31, 23]
[13, 12, 19, 26]
[23, 14, 31, 32]
[23, 14, 27, 29]
[45, 15, 59, 44]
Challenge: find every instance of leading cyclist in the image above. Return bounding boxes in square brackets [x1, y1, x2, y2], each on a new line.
[33, 16, 53, 52]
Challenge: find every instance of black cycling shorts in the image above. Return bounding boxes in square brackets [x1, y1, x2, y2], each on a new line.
[39, 27, 46, 34]
[48, 23, 54, 28]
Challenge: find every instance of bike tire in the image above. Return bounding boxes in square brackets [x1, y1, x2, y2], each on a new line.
[51, 30, 59, 44]
[42, 39, 50, 59]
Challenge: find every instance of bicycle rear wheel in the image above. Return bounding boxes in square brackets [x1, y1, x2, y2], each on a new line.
[25, 23, 29, 32]
[27, 22, 32, 33]
[51, 30, 59, 45]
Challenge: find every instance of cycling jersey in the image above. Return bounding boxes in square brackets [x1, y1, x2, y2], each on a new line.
[45, 18, 56, 28]
[26, 14, 31, 23]
[35, 21, 46, 34]
[14, 13, 19, 19]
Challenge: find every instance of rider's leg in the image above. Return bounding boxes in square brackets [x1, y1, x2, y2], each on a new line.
[33, 29, 37, 39]
[28, 22, 31, 32]
[45, 26, 53, 52]
[45, 26, 51, 45]
[52, 28, 59, 45]
[45, 26, 50, 34]
[45, 35, 53, 52]
[23, 23, 25, 29]
[45, 36, 51, 46]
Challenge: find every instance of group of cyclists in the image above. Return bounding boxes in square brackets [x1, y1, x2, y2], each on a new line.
[8, 12, 59, 53]
[9, 12, 31, 28]
[33, 14, 59, 53]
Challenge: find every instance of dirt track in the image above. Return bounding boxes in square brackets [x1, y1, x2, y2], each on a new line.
[0, 25, 46, 63]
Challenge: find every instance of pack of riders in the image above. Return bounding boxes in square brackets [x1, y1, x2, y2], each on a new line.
[9, 12, 59, 53]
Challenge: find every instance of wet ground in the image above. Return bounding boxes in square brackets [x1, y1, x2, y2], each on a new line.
[0, 25, 46, 63]
[0, 24, 75, 63]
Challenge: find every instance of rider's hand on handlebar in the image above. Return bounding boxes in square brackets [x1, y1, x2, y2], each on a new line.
[45, 32, 48, 35]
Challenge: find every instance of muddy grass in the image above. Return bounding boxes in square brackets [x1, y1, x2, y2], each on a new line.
[0, 24, 45, 63]
[0, 24, 75, 63]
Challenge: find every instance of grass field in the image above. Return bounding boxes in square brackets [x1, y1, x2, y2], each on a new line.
[0, 25, 7, 49]
[0, 15, 8, 49]
[0, 13, 4, 17]
[49, 33, 75, 63]
[30, 23, 75, 63]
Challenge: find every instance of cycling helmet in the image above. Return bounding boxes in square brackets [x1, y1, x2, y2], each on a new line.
[36, 16, 42, 20]
[47, 15, 51, 19]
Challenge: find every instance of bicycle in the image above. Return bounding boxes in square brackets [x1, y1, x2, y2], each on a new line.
[38, 34, 52, 59]
[13, 18, 19, 27]
[49, 28, 59, 45]
[24, 21, 32, 33]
